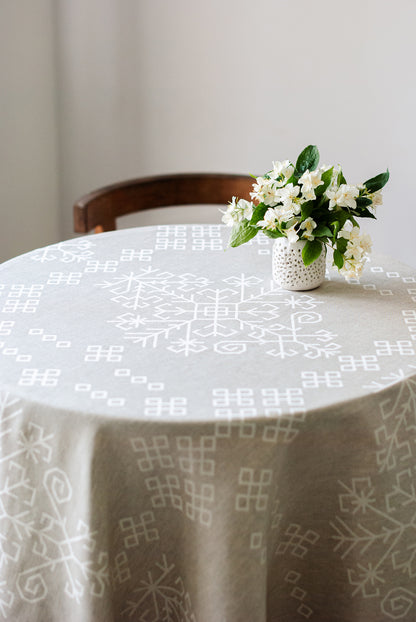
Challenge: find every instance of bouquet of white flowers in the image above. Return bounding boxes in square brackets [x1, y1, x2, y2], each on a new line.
[222, 145, 389, 279]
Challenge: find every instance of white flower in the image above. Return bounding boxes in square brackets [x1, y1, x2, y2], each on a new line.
[279, 183, 301, 213]
[326, 165, 341, 193]
[338, 226, 372, 279]
[221, 197, 254, 225]
[239, 199, 254, 221]
[250, 177, 282, 206]
[369, 190, 383, 210]
[271, 160, 294, 184]
[221, 208, 235, 226]
[286, 225, 299, 244]
[298, 170, 324, 201]
[339, 259, 365, 279]
[300, 217, 317, 240]
[326, 184, 359, 210]
[257, 207, 279, 230]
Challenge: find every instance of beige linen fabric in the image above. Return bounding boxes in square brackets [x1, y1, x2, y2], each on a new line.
[0, 225, 415, 621]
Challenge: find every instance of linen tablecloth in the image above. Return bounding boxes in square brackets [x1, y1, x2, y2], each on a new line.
[0, 224, 416, 622]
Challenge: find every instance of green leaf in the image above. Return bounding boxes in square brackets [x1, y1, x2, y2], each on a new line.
[364, 169, 390, 193]
[356, 196, 372, 207]
[332, 220, 341, 240]
[351, 206, 376, 219]
[337, 170, 347, 186]
[302, 239, 323, 266]
[301, 201, 314, 219]
[262, 229, 284, 239]
[294, 145, 319, 178]
[336, 236, 348, 254]
[249, 204, 268, 225]
[314, 225, 332, 238]
[333, 249, 344, 269]
[331, 211, 349, 230]
[315, 166, 333, 197]
[229, 221, 258, 247]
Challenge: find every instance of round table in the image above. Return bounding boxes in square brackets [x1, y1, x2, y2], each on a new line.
[1, 224, 416, 622]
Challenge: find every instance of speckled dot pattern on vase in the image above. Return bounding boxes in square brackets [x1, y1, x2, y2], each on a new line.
[272, 238, 326, 290]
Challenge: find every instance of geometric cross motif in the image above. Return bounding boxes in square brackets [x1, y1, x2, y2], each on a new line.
[130, 435, 174, 472]
[99, 269, 340, 358]
[183, 480, 214, 526]
[18, 368, 61, 387]
[235, 468, 272, 512]
[145, 475, 183, 511]
[0, 321, 14, 336]
[84, 260, 119, 273]
[2, 285, 44, 314]
[120, 248, 153, 262]
[47, 272, 83, 286]
[301, 370, 343, 388]
[262, 411, 306, 444]
[176, 436, 216, 476]
[118, 511, 159, 549]
[374, 340, 415, 356]
[276, 524, 320, 558]
[130, 434, 216, 527]
[144, 397, 188, 417]
[84, 345, 124, 362]
[155, 224, 225, 252]
[403, 309, 416, 341]
[338, 354, 379, 372]
[212, 388, 256, 419]
[262, 387, 304, 411]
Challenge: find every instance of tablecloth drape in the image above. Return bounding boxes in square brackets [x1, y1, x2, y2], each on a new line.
[1, 225, 415, 621]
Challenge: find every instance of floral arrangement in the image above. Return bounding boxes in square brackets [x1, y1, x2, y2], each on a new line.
[222, 145, 389, 279]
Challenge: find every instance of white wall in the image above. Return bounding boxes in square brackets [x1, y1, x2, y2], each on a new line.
[0, 1, 60, 263]
[1, 0, 416, 268]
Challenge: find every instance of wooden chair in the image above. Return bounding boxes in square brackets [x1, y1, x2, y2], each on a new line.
[73, 172, 253, 233]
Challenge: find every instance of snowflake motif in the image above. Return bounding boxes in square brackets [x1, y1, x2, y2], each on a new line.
[0, 392, 109, 608]
[375, 376, 416, 473]
[338, 478, 376, 514]
[363, 368, 412, 392]
[122, 555, 196, 621]
[30, 239, 96, 264]
[332, 378, 416, 613]
[98, 269, 340, 358]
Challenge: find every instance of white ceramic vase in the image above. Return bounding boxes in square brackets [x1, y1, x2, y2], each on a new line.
[272, 238, 326, 291]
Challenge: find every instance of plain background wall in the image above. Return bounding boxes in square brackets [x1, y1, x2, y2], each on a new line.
[0, 0, 60, 262]
[1, 0, 416, 267]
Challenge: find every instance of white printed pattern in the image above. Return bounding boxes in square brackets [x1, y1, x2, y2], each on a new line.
[332, 376, 416, 618]
[1, 225, 415, 621]
[0, 392, 108, 613]
[99, 269, 340, 358]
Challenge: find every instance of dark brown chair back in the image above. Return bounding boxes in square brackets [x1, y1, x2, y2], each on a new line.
[73, 173, 253, 233]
